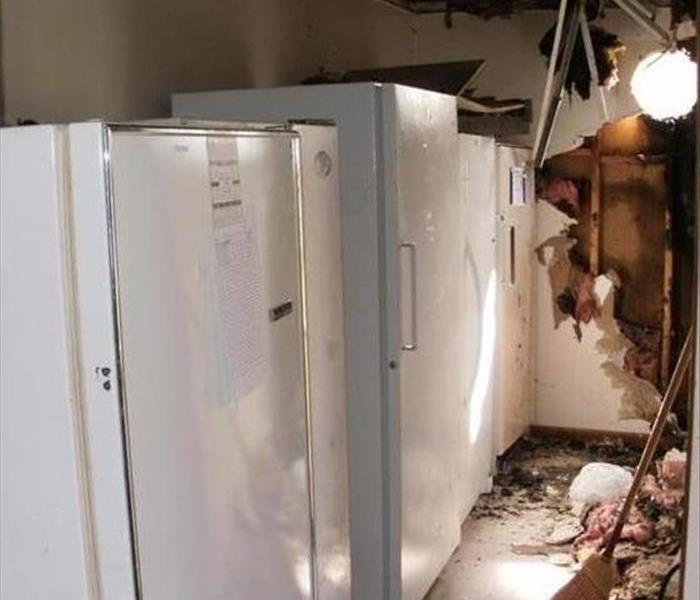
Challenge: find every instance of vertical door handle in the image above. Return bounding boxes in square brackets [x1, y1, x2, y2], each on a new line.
[400, 242, 418, 351]
[509, 225, 516, 286]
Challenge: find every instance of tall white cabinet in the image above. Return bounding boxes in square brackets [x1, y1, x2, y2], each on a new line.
[0, 122, 350, 600]
[174, 83, 464, 600]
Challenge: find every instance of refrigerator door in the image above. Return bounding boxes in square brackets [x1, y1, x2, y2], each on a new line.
[457, 134, 497, 521]
[495, 145, 535, 454]
[294, 124, 352, 600]
[109, 128, 313, 599]
[383, 86, 462, 600]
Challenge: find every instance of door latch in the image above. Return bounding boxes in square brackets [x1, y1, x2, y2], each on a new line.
[95, 366, 112, 391]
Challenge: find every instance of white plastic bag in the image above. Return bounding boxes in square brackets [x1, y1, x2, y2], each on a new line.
[569, 462, 633, 504]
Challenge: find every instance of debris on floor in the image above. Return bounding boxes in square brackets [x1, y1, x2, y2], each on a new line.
[546, 521, 584, 546]
[469, 436, 686, 600]
[574, 497, 653, 552]
[658, 449, 686, 490]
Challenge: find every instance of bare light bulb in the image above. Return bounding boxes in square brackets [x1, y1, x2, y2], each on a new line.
[630, 49, 697, 121]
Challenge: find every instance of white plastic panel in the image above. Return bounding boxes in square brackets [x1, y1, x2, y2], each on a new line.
[295, 124, 352, 600]
[386, 86, 462, 600]
[457, 134, 498, 521]
[0, 126, 93, 600]
[495, 145, 536, 454]
[109, 129, 312, 600]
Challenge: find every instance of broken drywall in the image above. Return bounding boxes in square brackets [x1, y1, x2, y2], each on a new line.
[601, 362, 662, 424]
[533, 201, 656, 433]
[535, 233, 603, 340]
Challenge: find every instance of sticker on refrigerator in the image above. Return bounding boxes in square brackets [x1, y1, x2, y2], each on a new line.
[213, 214, 267, 404]
[207, 137, 242, 208]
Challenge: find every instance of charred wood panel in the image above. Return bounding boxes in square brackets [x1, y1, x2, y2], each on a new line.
[599, 159, 668, 329]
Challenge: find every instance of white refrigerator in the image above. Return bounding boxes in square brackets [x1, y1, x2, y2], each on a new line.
[174, 83, 465, 600]
[0, 122, 350, 600]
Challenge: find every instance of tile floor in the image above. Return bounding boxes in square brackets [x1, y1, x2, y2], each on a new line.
[425, 508, 574, 600]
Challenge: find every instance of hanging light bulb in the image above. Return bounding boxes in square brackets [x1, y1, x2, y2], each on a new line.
[630, 49, 698, 121]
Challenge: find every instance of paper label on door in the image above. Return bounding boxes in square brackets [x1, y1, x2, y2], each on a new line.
[213, 214, 267, 403]
[510, 166, 527, 206]
[207, 137, 242, 208]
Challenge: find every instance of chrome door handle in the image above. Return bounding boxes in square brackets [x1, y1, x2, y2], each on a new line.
[400, 242, 418, 351]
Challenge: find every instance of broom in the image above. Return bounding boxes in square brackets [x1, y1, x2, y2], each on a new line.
[550, 326, 695, 600]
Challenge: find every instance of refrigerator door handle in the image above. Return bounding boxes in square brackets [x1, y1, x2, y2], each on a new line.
[400, 242, 418, 351]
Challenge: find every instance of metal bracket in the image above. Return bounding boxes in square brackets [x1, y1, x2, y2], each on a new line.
[578, 4, 609, 121]
[533, 0, 570, 166]
[611, 0, 671, 43]
[533, 0, 582, 167]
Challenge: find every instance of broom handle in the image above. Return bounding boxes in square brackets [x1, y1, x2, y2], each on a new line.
[602, 326, 695, 559]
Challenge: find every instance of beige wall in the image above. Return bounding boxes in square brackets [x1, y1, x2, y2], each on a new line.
[2, 0, 663, 152]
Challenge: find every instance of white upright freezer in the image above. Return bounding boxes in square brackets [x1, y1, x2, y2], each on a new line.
[174, 83, 465, 600]
[456, 134, 498, 521]
[494, 144, 536, 455]
[454, 137, 536, 515]
[0, 122, 350, 600]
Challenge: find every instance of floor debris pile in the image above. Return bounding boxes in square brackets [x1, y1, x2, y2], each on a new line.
[470, 436, 686, 599]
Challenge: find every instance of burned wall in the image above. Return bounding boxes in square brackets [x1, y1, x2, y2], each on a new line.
[534, 115, 694, 432]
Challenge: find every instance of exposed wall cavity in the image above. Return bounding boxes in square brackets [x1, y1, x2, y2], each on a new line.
[532, 115, 690, 432]
[534, 202, 660, 428]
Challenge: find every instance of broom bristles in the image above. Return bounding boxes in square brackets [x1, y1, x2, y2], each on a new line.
[550, 553, 618, 600]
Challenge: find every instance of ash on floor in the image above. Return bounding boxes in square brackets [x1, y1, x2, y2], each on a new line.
[426, 436, 685, 600]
